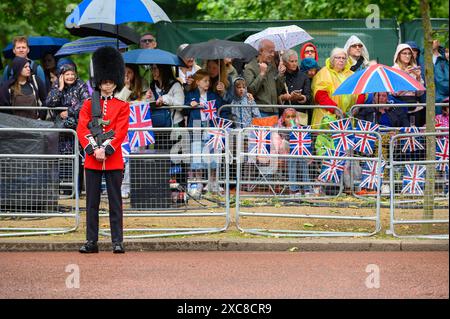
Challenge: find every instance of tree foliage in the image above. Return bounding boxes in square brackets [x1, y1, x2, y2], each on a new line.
[196, 0, 449, 22]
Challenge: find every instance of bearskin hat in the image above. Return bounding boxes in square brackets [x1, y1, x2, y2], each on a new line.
[91, 46, 125, 92]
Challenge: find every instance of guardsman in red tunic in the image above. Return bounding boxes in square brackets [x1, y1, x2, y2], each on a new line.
[77, 47, 130, 254]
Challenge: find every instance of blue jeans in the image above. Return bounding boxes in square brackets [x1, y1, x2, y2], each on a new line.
[288, 158, 311, 192]
[151, 109, 172, 127]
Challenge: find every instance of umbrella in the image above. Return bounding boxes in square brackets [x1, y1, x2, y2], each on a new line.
[333, 64, 426, 96]
[244, 25, 313, 51]
[54, 36, 127, 56]
[178, 39, 258, 61]
[66, 23, 140, 45]
[65, 0, 171, 27]
[3, 36, 69, 60]
[123, 49, 185, 66]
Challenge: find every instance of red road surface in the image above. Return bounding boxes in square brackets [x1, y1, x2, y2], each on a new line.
[0, 252, 447, 299]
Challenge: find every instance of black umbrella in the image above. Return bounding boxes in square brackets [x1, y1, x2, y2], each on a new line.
[178, 39, 258, 61]
[66, 23, 140, 45]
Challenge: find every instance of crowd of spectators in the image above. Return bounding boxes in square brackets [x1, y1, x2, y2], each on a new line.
[0, 33, 448, 197]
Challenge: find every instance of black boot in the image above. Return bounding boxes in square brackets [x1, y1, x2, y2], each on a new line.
[112, 242, 125, 254]
[79, 241, 99, 253]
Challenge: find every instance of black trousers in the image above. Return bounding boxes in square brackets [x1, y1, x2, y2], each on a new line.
[85, 169, 123, 243]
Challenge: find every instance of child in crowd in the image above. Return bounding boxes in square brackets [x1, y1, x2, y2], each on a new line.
[275, 108, 313, 195]
[436, 104, 449, 128]
[230, 77, 260, 128]
[184, 69, 223, 195]
[313, 114, 338, 196]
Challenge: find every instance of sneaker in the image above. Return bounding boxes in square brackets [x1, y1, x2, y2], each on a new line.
[121, 191, 129, 199]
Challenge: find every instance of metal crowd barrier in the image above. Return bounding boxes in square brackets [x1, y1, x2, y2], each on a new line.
[218, 104, 345, 121]
[217, 104, 344, 187]
[0, 127, 80, 237]
[98, 127, 231, 238]
[235, 126, 383, 237]
[389, 131, 449, 239]
[350, 102, 449, 118]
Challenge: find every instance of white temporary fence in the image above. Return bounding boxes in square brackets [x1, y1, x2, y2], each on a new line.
[98, 127, 231, 238]
[235, 126, 383, 237]
[389, 131, 449, 239]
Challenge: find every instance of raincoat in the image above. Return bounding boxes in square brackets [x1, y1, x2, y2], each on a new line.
[344, 35, 370, 71]
[311, 57, 361, 127]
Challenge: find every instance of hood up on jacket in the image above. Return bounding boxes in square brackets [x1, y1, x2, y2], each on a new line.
[344, 35, 370, 66]
[2, 56, 28, 89]
[393, 43, 417, 66]
[300, 42, 319, 62]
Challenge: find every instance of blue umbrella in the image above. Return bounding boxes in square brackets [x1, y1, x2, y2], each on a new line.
[54, 36, 127, 56]
[123, 49, 185, 66]
[3, 36, 69, 60]
[65, 0, 171, 27]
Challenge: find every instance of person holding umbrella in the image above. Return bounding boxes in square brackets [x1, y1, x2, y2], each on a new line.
[311, 48, 365, 127]
[243, 39, 286, 116]
[205, 59, 233, 104]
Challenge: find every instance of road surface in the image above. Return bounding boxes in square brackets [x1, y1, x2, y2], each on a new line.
[0, 251, 447, 299]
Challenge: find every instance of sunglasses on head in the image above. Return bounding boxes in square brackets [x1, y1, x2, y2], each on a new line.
[351, 44, 363, 48]
[140, 38, 155, 43]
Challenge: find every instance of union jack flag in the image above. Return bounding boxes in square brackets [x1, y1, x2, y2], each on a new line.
[289, 127, 312, 156]
[248, 129, 271, 155]
[399, 127, 424, 153]
[401, 164, 426, 195]
[121, 135, 131, 164]
[200, 100, 217, 121]
[436, 138, 449, 172]
[360, 160, 385, 190]
[329, 119, 354, 153]
[353, 120, 379, 155]
[317, 148, 347, 184]
[205, 117, 233, 151]
[128, 102, 155, 148]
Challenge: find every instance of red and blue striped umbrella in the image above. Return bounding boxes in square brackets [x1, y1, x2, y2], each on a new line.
[333, 63, 425, 96]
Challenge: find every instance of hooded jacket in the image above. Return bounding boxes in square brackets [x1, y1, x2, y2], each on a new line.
[435, 48, 449, 103]
[405, 41, 425, 83]
[344, 35, 370, 71]
[311, 57, 364, 126]
[300, 42, 319, 62]
[391, 43, 425, 99]
[0, 57, 47, 116]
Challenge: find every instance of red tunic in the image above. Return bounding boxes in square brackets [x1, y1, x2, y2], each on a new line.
[77, 97, 130, 171]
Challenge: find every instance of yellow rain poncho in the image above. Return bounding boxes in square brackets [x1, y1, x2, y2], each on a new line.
[311, 58, 359, 127]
